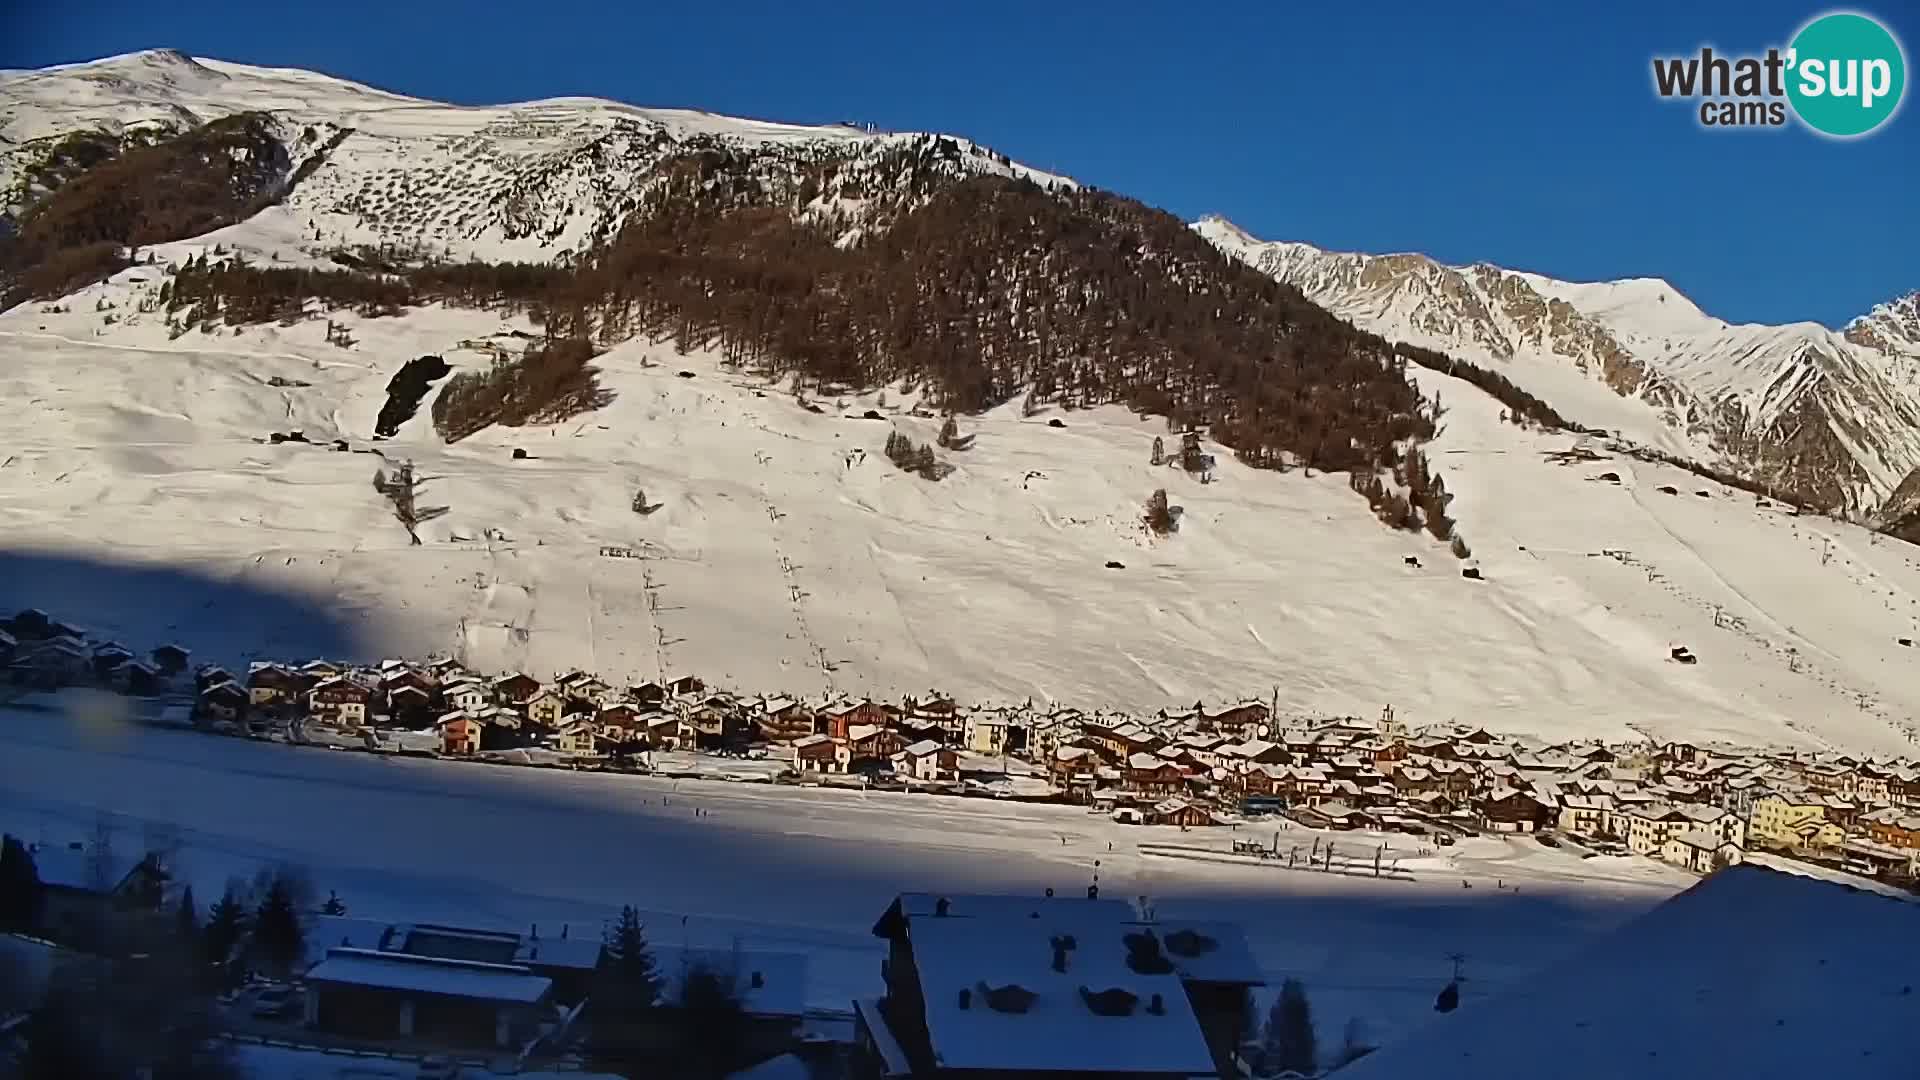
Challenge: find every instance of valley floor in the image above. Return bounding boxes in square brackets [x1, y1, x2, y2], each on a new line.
[0, 699, 1689, 1056]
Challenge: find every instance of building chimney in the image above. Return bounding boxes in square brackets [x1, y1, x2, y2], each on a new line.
[934, 897, 951, 917]
[959, 988, 971, 1010]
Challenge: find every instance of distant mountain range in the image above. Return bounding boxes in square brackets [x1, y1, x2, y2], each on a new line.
[1195, 217, 1920, 534]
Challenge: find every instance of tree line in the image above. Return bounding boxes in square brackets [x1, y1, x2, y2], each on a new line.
[0, 114, 291, 307]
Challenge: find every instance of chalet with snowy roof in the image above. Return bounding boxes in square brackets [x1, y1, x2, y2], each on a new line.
[386, 683, 433, 726]
[28, 842, 169, 946]
[1861, 807, 1920, 849]
[1660, 830, 1743, 874]
[1125, 754, 1188, 798]
[1291, 800, 1374, 831]
[441, 677, 489, 714]
[1148, 799, 1214, 829]
[374, 666, 435, 700]
[437, 711, 482, 756]
[895, 740, 960, 782]
[244, 663, 304, 706]
[848, 724, 904, 771]
[1049, 746, 1101, 790]
[644, 711, 684, 749]
[11, 636, 90, 684]
[821, 699, 890, 740]
[756, 696, 814, 742]
[490, 672, 542, 706]
[308, 676, 373, 727]
[88, 640, 132, 678]
[682, 693, 749, 749]
[1557, 794, 1614, 838]
[112, 659, 162, 696]
[862, 892, 1261, 1080]
[298, 659, 342, 680]
[557, 672, 616, 706]
[195, 679, 248, 722]
[1476, 787, 1552, 833]
[555, 719, 598, 757]
[792, 733, 843, 774]
[1199, 700, 1269, 734]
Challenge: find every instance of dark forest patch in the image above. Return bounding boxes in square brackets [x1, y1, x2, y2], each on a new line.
[374, 354, 452, 437]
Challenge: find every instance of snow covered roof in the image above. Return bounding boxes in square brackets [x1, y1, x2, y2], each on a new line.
[654, 945, 808, 1018]
[29, 846, 145, 892]
[848, 724, 882, 742]
[305, 947, 553, 1004]
[515, 934, 603, 971]
[902, 739, 943, 757]
[904, 916, 1218, 1075]
[1664, 829, 1728, 852]
[793, 733, 832, 748]
[1150, 920, 1265, 986]
[302, 916, 394, 970]
[1337, 866, 1920, 1080]
[892, 892, 1137, 924]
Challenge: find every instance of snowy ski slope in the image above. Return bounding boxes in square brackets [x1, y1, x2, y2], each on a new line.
[3, 219, 1919, 756]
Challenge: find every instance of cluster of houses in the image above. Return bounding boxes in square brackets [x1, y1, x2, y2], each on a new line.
[6, 606, 1919, 885]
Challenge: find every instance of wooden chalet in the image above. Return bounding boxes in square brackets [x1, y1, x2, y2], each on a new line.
[820, 699, 890, 740]
[1476, 787, 1553, 833]
[437, 711, 482, 755]
[756, 697, 814, 743]
[1124, 753, 1188, 797]
[492, 672, 544, 706]
[308, 677, 374, 727]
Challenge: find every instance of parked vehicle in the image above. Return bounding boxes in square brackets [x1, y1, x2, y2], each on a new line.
[252, 985, 299, 1018]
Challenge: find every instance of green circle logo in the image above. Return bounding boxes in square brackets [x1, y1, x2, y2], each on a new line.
[1787, 12, 1906, 137]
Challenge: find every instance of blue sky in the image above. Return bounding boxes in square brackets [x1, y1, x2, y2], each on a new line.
[6, 1, 1915, 327]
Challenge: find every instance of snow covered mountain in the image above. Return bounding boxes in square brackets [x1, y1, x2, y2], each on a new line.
[3, 52, 1920, 757]
[1194, 217, 1920, 525]
[0, 49, 1068, 262]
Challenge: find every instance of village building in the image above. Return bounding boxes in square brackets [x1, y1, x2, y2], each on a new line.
[1747, 793, 1845, 851]
[962, 712, 1012, 756]
[437, 711, 482, 756]
[308, 676, 374, 727]
[756, 696, 815, 743]
[792, 733, 843, 775]
[1477, 787, 1552, 834]
[860, 893, 1260, 1080]
[27, 843, 170, 947]
[894, 740, 960, 782]
[441, 678, 490, 714]
[556, 719, 599, 757]
[643, 712, 684, 749]
[1124, 753, 1188, 798]
[303, 945, 554, 1049]
[1660, 830, 1743, 874]
[145, 638, 189, 672]
[1291, 800, 1376, 831]
[1859, 807, 1920, 850]
[821, 699, 890, 741]
[387, 683, 433, 727]
[196, 680, 248, 723]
